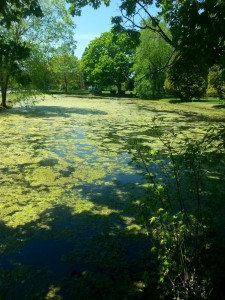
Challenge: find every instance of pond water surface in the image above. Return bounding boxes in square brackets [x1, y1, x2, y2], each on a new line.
[0, 96, 210, 299]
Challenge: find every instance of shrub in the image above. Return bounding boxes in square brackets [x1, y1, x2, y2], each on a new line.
[208, 65, 225, 100]
[168, 58, 208, 101]
[132, 124, 225, 299]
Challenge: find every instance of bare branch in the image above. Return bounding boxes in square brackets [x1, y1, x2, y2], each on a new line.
[120, 1, 173, 46]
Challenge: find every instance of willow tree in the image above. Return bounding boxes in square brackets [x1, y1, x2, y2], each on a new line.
[133, 24, 172, 99]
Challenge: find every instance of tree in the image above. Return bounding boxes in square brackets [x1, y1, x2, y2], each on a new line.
[0, 0, 77, 106]
[81, 31, 134, 93]
[159, 0, 225, 68]
[23, 0, 77, 92]
[168, 56, 208, 101]
[208, 65, 225, 100]
[68, 0, 225, 88]
[72, 0, 224, 66]
[24, 49, 54, 92]
[27, 0, 76, 56]
[0, 0, 43, 107]
[50, 54, 83, 93]
[0, 0, 42, 26]
[133, 24, 172, 99]
[0, 39, 31, 107]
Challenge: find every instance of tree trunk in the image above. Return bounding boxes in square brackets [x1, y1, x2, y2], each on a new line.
[117, 83, 122, 94]
[65, 83, 68, 94]
[1, 89, 7, 108]
[64, 75, 68, 94]
[1, 77, 9, 108]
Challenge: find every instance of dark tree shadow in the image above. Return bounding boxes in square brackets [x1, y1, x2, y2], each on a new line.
[10, 106, 108, 118]
[0, 192, 151, 299]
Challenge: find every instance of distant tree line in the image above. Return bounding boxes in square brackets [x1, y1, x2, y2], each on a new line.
[0, 0, 82, 107]
[1, 0, 225, 107]
[79, 0, 225, 101]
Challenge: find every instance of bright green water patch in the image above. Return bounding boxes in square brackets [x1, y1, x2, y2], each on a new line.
[0, 95, 223, 299]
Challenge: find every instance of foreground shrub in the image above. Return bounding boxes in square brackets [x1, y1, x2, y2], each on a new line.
[132, 124, 225, 299]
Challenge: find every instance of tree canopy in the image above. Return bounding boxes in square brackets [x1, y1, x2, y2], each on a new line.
[0, 0, 42, 26]
[133, 23, 172, 99]
[51, 54, 83, 93]
[0, 0, 43, 107]
[0, 0, 77, 106]
[82, 31, 135, 93]
[68, 0, 225, 70]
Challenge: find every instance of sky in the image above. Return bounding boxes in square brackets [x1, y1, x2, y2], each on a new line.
[72, 2, 121, 59]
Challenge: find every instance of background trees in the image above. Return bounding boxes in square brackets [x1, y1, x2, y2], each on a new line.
[69, 0, 225, 101]
[0, 0, 77, 106]
[51, 54, 83, 93]
[0, 0, 42, 25]
[82, 31, 135, 93]
[1, 0, 225, 102]
[0, 0, 42, 107]
[133, 25, 172, 99]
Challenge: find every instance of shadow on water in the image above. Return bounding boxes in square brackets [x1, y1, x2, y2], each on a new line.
[10, 106, 108, 118]
[137, 104, 225, 123]
[5, 99, 224, 299]
[212, 104, 225, 109]
[0, 198, 151, 300]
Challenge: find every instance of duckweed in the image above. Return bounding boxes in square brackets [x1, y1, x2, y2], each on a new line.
[0, 95, 223, 299]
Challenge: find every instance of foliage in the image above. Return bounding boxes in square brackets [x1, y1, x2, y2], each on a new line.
[0, 0, 77, 106]
[0, 0, 42, 107]
[24, 49, 54, 91]
[68, 0, 225, 101]
[81, 31, 134, 92]
[50, 54, 83, 93]
[69, 1, 225, 67]
[0, 38, 31, 107]
[0, 0, 42, 26]
[132, 123, 225, 298]
[208, 65, 225, 100]
[133, 24, 172, 99]
[168, 56, 208, 101]
[159, 0, 225, 68]
[28, 0, 76, 56]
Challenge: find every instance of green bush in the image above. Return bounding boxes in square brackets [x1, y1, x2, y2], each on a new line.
[208, 65, 225, 100]
[168, 58, 208, 101]
[132, 124, 225, 299]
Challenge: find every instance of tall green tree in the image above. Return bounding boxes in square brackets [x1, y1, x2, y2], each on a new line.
[68, 0, 225, 95]
[168, 56, 208, 101]
[0, 0, 76, 106]
[0, 1, 42, 107]
[208, 65, 225, 100]
[24, 49, 53, 91]
[68, 0, 225, 66]
[82, 31, 134, 93]
[51, 54, 83, 93]
[0, 39, 31, 107]
[23, 0, 77, 92]
[0, 0, 42, 26]
[28, 0, 76, 56]
[133, 25, 172, 99]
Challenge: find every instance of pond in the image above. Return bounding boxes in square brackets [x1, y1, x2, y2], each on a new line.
[0, 95, 216, 299]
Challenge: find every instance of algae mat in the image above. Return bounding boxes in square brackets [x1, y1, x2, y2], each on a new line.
[0, 95, 213, 299]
